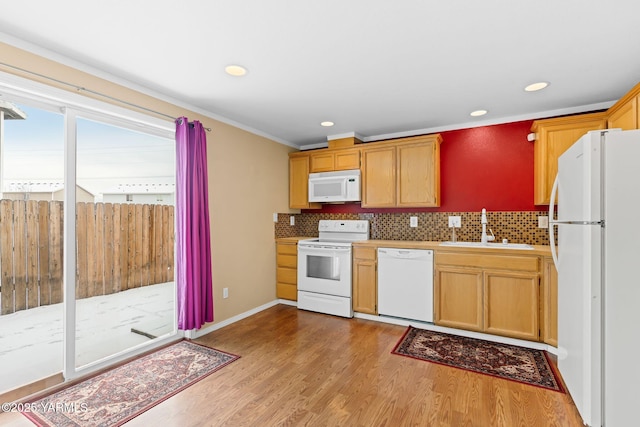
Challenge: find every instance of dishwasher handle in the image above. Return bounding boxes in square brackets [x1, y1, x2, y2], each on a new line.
[378, 248, 433, 259]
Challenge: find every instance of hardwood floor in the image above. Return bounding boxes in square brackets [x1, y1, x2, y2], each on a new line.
[0, 304, 584, 426]
[132, 304, 582, 427]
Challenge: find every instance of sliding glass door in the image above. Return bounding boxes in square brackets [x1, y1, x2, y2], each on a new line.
[74, 116, 176, 368]
[0, 73, 179, 393]
[0, 101, 65, 393]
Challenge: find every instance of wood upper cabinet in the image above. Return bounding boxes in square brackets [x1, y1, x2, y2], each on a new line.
[352, 246, 377, 314]
[607, 82, 640, 130]
[531, 112, 607, 205]
[289, 153, 320, 209]
[435, 251, 540, 341]
[276, 241, 298, 300]
[361, 146, 397, 207]
[607, 96, 637, 130]
[397, 138, 441, 207]
[309, 148, 361, 173]
[541, 256, 558, 347]
[362, 134, 441, 208]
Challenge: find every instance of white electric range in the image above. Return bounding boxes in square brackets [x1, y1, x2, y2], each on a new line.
[297, 220, 369, 318]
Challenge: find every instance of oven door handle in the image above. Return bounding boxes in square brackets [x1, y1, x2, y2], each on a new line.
[298, 246, 351, 253]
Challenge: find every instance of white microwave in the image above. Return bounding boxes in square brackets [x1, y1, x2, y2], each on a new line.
[308, 169, 361, 203]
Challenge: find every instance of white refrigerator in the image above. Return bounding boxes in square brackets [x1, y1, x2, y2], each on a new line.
[549, 129, 640, 426]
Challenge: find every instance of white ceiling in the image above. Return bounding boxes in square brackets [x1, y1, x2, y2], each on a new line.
[1, 1, 639, 148]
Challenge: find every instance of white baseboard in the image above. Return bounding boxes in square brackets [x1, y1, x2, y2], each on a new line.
[354, 312, 558, 355]
[189, 299, 283, 339]
[189, 300, 557, 355]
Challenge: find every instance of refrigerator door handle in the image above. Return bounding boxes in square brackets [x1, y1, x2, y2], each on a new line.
[549, 175, 559, 269]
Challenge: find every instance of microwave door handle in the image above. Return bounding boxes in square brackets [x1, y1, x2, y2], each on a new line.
[310, 176, 343, 182]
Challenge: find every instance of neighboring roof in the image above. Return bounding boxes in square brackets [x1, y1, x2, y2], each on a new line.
[4, 181, 64, 193]
[3, 181, 94, 195]
[101, 183, 175, 195]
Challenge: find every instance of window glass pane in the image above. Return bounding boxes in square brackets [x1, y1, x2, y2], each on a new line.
[74, 117, 175, 368]
[0, 102, 64, 393]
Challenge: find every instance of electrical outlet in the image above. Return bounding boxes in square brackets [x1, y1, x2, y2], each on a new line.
[290, 216, 295, 226]
[448, 216, 461, 228]
[223, 288, 229, 299]
[538, 216, 549, 228]
[273, 213, 278, 222]
[410, 216, 418, 227]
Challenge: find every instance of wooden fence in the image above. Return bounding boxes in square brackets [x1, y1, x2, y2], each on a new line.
[0, 200, 174, 315]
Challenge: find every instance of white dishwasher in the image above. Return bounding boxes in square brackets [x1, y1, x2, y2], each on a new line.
[377, 248, 434, 322]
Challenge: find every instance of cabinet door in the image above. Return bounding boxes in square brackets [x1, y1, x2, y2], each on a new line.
[353, 259, 377, 314]
[289, 155, 319, 209]
[434, 266, 483, 332]
[361, 146, 396, 207]
[532, 113, 607, 205]
[607, 95, 638, 130]
[397, 141, 440, 207]
[309, 152, 334, 173]
[334, 149, 360, 171]
[541, 257, 558, 346]
[276, 242, 298, 301]
[483, 270, 539, 341]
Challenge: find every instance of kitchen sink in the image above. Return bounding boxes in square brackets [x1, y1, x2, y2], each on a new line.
[439, 241, 534, 250]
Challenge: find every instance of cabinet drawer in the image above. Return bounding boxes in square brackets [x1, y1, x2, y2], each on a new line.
[277, 243, 297, 255]
[436, 252, 539, 272]
[353, 246, 376, 261]
[276, 283, 297, 300]
[277, 267, 297, 285]
[277, 253, 297, 268]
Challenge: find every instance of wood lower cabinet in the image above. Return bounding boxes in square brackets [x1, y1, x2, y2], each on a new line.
[352, 246, 377, 314]
[434, 266, 483, 331]
[276, 241, 298, 300]
[531, 112, 607, 205]
[434, 251, 540, 341]
[541, 256, 558, 346]
[483, 270, 540, 341]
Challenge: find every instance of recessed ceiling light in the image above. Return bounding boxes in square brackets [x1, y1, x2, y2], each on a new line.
[225, 65, 247, 76]
[525, 82, 549, 92]
[320, 121, 334, 127]
[470, 110, 488, 117]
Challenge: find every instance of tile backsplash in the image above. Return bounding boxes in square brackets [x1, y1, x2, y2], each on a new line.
[275, 211, 549, 246]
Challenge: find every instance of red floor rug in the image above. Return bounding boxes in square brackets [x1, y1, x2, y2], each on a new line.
[22, 340, 239, 426]
[392, 326, 564, 392]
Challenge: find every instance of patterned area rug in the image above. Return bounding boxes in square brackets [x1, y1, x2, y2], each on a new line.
[392, 326, 564, 392]
[22, 340, 239, 426]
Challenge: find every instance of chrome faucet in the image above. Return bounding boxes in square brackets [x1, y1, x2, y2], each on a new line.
[481, 208, 495, 244]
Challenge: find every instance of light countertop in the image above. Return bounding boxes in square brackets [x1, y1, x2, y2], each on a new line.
[353, 240, 552, 256]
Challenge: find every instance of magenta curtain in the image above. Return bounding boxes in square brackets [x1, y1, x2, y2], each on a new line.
[175, 117, 213, 330]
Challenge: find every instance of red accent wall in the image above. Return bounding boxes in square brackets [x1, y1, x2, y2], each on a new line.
[304, 120, 546, 214]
